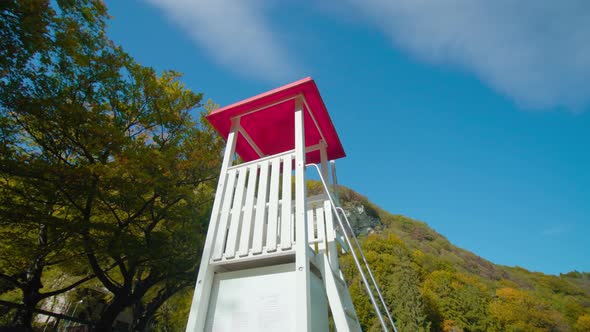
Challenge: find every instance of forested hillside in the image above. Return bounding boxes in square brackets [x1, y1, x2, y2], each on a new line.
[327, 184, 590, 332]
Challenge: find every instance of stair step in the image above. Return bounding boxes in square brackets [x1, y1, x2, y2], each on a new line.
[332, 269, 346, 287]
[344, 307, 357, 320]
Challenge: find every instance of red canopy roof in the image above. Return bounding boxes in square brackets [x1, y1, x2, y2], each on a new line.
[206, 77, 346, 164]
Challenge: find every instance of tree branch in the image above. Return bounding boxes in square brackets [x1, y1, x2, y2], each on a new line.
[0, 272, 23, 288]
[120, 192, 159, 228]
[85, 252, 121, 293]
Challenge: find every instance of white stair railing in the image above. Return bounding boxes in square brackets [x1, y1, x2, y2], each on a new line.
[335, 206, 398, 332]
[306, 163, 398, 332]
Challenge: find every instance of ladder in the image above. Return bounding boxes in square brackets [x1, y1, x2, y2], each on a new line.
[307, 163, 399, 332]
[318, 252, 362, 332]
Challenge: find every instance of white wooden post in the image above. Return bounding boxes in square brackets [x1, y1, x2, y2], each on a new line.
[330, 160, 340, 201]
[294, 96, 311, 332]
[319, 140, 329, 183]
[185, 119, 239, 332]
[324, 198, 340, 274]
[318, 140, 330, 254]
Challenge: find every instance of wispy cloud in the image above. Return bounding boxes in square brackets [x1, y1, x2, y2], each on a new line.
[144, 0, 297, 82]
[341, 0, 590, 110]
[144, 0, 590, 110]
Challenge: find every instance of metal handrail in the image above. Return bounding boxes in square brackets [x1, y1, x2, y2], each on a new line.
[306, 163, 397, 332]
[335, 207, 398, 332]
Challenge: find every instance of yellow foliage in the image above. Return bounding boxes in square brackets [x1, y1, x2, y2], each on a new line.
[575, 314, 590, 332]
[442, 319, 464, 332]
[489, 287, 564, 332]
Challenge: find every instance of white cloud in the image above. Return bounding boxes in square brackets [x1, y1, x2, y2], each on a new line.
[341, 0, 590, 110]
[144, 0, 296, 82]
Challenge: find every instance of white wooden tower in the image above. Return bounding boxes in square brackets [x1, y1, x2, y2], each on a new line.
[185, 78, 396, 332]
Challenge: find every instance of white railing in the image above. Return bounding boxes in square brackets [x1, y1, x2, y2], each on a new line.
[306, 163, 398, 332]
[210, 151, 329, 264]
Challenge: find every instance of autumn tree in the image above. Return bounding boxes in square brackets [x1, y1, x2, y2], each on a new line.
[489, 287, 566, 332]
[342, 233, 430, 331]
[421, 270, 491, 331]
[574, 313, 590, 332]
[0, 0, 102, 328]
[1, 0, 222, 330]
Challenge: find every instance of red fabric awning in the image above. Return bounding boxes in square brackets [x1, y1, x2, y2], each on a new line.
[206, 77, 346, 164]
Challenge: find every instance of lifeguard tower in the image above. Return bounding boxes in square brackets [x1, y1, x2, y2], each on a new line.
[185, 78, 396, 332]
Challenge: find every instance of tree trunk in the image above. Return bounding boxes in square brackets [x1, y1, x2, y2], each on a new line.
[131, 282, 190, 331]
[132, 307, 150, 332]
[92, 297, 130, 332]
[11, 271, 42, 330]
[131, 291, 169, 332]
[11, 223, 47, 330]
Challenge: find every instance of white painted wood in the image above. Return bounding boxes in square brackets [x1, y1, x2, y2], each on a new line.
[204, 263, 328, 332]
[316, 206, 326, 253]
[301, 98, 326, 143]
[305, 143, 322, 154]
[318, 253, 362, 332]
[189, 94, 368, 332]
[227, 149, 293, 171]
[238, 164, 258, 257]
[337, 268, 363, 332]
[266, 157, 281, 252]
[316, 143, 329, 254]
[307, 208, 315, 250]
[331, 160, 340, 201]
[294, 96, 312, 332]
[205, 264, 297, 332]
[211, 169, 237, 261]
[252, 160, 270, 254]
[210, 247, 295, 266]
[310, 266, 330, 332]
[280, 154, 293, 250]
[318, 253, 347, 332]
[185, 120, 238, 332]
[324, 199, 340, 273]
[233, 95, 298, 120]
[238, 127, 264, 158]
[319, 140, 329, 189]
[224, 166, 248, 259]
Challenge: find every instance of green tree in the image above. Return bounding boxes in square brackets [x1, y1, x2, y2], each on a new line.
[0, 1, 109, 328]
[1, 0, 222, 330]
[0, 167, 99, 329]
[422, 270, 491, 331]
[343, 233, 430, 332]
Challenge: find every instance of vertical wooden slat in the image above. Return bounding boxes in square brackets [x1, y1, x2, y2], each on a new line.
[292, 202, 297, 244]
[317, 141, 328, 254]
[266, 157, 281, 252]
[307, 207, 315, 250]
[324, 199, 340, 273]
[224, 167, 248, 259]
[316, 206, 326, 252]
[319, 140, 329, 184]
[280, 154, 293, 250]
[211, 169, 237, 260]
[238, 164, 258, 257]
[252, 160, 270, 254]
[331, 161, 340, 201]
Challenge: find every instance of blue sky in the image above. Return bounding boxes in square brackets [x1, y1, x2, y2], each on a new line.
[104, 0, 590, 275]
